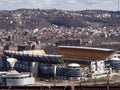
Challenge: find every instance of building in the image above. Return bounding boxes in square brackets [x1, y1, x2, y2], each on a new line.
[56, 40, 81, 46]
[2, 46, 120, 80]
[2, 50, 64, 78]
[0, 58, 35, 86]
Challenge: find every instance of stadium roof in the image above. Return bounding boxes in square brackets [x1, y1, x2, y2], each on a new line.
[58, 46, 115, 52]
[3, 50, 64, 64]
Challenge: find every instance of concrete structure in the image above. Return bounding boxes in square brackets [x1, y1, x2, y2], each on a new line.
[105, 52, 120, 72]
[3, 50, 64, 77]
[1, 58, 35, 86]
[3, 47, 119, 80]
[2, 71, 35, 86]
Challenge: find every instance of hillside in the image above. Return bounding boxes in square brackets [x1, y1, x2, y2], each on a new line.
[0, 9, 119, 30]
[0, 9, 120, 51]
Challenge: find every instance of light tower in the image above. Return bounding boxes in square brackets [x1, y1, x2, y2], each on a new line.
[86, 0, 88, 10]
[118, 0, 120, 11]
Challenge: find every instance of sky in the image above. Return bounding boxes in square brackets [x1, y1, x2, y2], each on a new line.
[0, 0, 119, 11]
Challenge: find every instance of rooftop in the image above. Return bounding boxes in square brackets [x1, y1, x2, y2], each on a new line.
[58, 46, 115, 52]
[3, 50, 64, 64]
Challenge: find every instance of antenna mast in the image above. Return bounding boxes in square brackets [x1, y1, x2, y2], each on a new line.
[118, 0, 120, 11]
[86, 0, 88, 10]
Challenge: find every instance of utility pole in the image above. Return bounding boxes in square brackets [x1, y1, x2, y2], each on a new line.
[86, 0, 88, 10]
[118, 0, 120, 11]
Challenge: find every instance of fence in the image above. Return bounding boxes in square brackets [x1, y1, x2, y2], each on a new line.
[0, 86, 120, 90]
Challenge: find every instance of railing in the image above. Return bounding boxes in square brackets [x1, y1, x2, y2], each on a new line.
[0, 86, 120, 90]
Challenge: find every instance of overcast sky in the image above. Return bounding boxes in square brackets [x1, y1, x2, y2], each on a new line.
[0, 0, 119, 11]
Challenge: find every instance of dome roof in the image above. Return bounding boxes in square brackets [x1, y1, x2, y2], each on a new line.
[68, 63, 80, 68]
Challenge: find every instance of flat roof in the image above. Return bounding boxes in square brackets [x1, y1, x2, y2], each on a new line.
[3, 50, 64, 64]
[58, 46, 115, 52]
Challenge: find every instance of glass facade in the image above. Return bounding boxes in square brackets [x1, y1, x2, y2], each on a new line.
[105, 60, 120, 70]
[0, 56, 32, 72]
[1, 56, 82, 79]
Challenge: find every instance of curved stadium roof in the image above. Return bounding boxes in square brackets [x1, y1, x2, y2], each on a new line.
[3, 50, 64, 64]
